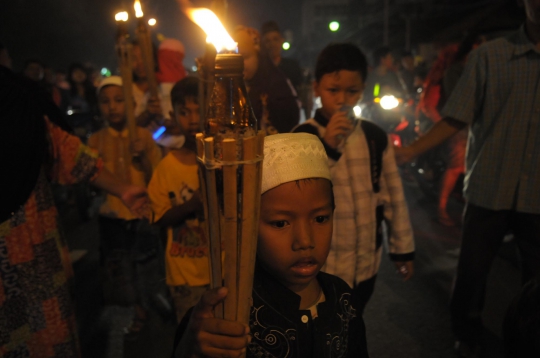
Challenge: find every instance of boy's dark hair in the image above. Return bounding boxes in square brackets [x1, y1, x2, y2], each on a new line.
[372, 46, 391, 66]
[315, 43, 368, 83]
[170, 76, 199, 108]
[261, 21, 281, 37]
[294, 178, 335, 210]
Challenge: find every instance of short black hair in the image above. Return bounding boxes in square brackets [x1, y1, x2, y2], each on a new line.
[293, 178, 335, 210]
[261, 21, 281, 37]
[170, 76, 199, 108]
[315, 43, 368, 83]
[372, 46, 391, 66]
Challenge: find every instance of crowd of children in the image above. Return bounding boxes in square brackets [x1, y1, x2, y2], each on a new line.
[2, 22, 418, 355]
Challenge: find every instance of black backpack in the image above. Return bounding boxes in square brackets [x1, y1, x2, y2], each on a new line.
[361, 120, 388, 250]
[360, 120, 388, 193]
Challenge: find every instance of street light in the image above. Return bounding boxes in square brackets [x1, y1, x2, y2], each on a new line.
[282, 42, 291, 50]
[148, 18, 157, 26]
[329, 21, 340, 32]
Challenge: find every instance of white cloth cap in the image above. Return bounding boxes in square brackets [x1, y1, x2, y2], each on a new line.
[262, 133, 331, 194]
[97, 75, 122, 95]
[159, 39, 185, 54]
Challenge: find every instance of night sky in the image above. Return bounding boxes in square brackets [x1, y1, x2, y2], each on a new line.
[0, 0, 524, 74]
[0, 0, 303, 73]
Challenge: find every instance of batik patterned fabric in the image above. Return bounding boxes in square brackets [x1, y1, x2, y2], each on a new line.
[0, 118, 102, 357]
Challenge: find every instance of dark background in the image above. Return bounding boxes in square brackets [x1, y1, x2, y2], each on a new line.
[0, 0, 524, 73]
[0, 0, 303, 72]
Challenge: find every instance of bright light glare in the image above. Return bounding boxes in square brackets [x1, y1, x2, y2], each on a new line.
[186, 8, 237, 52]
[329, 21, 340, 32]
[148, 18, 157, 26]
[192, 65, 198, 72]
[282, 42, 291, 50]
[380, 95, 399, 110]
[115, 11, 129, 22]
[315, 97, 322, 109]
[101, 67, 108, 76]
[353, 105, 362, 117]
[134, 0, 143, 18]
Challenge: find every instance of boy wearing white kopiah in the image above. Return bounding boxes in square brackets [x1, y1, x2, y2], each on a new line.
[173, 133, 369, 358]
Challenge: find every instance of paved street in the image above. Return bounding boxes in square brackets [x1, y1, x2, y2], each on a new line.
[62, 180, 523, 358]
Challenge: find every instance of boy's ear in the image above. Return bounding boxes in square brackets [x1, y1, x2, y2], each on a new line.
[312, 80, 320, 98]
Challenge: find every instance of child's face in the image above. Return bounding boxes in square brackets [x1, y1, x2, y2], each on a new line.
[313, 70, 364, 120]
[172, 97, 200, 140]
[258, 179, 333, 291]
[98, 85, 126, 126]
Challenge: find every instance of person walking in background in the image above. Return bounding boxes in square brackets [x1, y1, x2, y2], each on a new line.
[148, 77, 209, 323]
[396, 1, 540, 356]
[132, 40, 165, 133]
[260, 20, 303, 95]
[436, 34, 485, 226]
[155, 38, 187, 123]
[22, 58, 44, 82]
[399, 50, 417, 99]
[362, 46, 406, 104]
[234, 26, 300, 134]
[88, 76, 162, 336]
[294, 43, 415, 313]
[66, 62, 99, 137]
[0, 56, 148, 358]
[260, 20, 313, 121]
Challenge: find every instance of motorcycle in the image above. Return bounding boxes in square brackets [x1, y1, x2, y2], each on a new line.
[361, 89, 416, 149]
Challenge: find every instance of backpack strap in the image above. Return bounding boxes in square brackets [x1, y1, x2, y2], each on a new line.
[360, 120, 388, 193]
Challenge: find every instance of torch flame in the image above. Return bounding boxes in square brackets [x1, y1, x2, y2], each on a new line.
[115, 11, 129, 22]
[186, 8, 237, 53]
[134, 0, 144, 18]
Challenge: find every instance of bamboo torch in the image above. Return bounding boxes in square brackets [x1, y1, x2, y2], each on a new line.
[133, 0, 160, 102]
[115, 11, 138, 142]
[184, 6, 264, 332]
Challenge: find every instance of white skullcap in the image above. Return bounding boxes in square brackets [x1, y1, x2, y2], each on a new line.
[262, 133, 331, 194]
[159, 39, 185, 54]
[97, 75, 122, 95]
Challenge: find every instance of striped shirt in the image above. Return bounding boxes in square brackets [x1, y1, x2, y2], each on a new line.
[441, 26, 540, 214]
[294, 114, 414, 285]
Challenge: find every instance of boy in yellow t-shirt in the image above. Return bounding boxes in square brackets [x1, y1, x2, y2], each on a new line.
[148, 76, 208, 322]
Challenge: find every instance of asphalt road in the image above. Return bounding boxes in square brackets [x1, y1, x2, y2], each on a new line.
[62, 179, 523, 358]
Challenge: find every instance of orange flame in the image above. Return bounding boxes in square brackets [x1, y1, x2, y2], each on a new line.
[183, 6, 236, 53]
[134, 0, 144, 18]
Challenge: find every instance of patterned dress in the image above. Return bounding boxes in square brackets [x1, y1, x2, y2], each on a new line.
[0, 118, 102, 357]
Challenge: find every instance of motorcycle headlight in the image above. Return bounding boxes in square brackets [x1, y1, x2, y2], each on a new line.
[380, 95, 399, 110]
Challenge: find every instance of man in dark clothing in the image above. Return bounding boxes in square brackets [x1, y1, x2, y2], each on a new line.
[260, 21, 314, 120]
[235, 26, 300, 134]
[399, 50, 416, 98]
[260, 21, 303, 93]
[363, 47, 406, 104]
